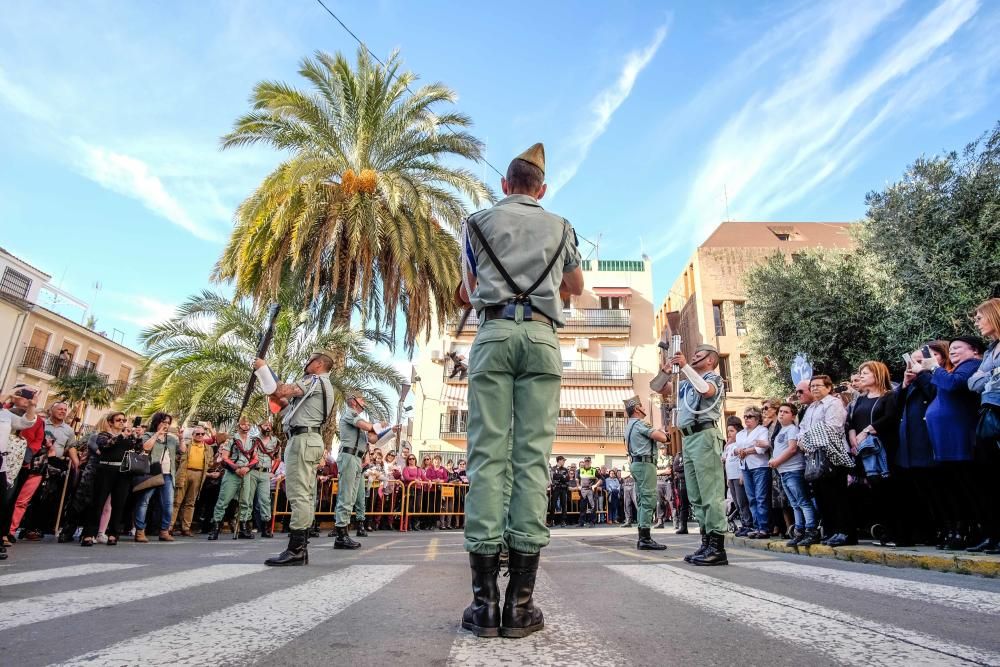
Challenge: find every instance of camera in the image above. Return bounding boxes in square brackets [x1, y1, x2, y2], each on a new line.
[832, 383, 849, 394]
[13, 386, 36, 400]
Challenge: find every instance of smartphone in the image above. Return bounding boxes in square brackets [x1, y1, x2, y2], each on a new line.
[921, 345, 933, 360]
[132, 416, 142, 428]
[902, 353, 912, 367]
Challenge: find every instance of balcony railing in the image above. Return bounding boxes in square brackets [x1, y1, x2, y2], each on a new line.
[446, 308, 630, 335]
[440, 415, 628, 441]
[20, 347, 111, 384]
[442, 359, 632, 385]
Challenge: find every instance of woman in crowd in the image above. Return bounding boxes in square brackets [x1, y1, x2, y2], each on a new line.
[135, 412, 182, 543]
[969, 298, 1000, 554]
[768, 403, 818, 546]
[797, 375, 853, 546]
[848, 361, 898, 544]
[762, 398, 791, 536]
[924, 336, 985, 550]
[402, 454, 427, 530]
[735, 406, 771, 539]
[81, 411, 140, 547]
[604, 468, 622, 524]
[723, 418, 753, 537]
[893, 341, 949, 546]
[425, 455, 449, 529]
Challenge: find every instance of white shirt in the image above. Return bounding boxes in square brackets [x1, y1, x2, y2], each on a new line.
[773, 424, 804, 472]
[722, 442, 742, 480]
[735, 425, 771, 470]
[1, 408, 35, 475]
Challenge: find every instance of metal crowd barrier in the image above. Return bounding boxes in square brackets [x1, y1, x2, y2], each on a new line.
[549, 488, 610, 524]
[401, 481, 468, 532]
[269, 476, 406, 532]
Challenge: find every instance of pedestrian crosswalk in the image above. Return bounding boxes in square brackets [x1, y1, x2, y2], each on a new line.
[2, 553, 997, 666]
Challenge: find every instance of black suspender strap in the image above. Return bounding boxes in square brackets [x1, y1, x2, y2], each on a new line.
[468, 219, 569, 299]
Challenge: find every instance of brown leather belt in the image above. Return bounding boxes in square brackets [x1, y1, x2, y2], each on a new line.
[481, 305, 553, 326]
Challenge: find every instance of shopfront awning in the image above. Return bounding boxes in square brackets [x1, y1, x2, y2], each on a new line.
[593, 287, 632, 298]
[441, 385, 634, 410]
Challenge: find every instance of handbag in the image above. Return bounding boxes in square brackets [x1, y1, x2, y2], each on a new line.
[976, 404, 1000, 446]
[120, 451, 150, 475]
[804, 447, 834, 482]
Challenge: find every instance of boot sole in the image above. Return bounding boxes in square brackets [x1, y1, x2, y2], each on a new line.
[691, 558, 729, 566]
[637, 545, 667, 550]
[499, 622, 544, 638]
[462, 621, 500, 638]
[265, 558, 308, 566]
[334, 543, 362, 550]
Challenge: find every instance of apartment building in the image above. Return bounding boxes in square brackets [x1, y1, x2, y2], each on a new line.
[410, 257, 662, 470]
[654, 222, 854, 421]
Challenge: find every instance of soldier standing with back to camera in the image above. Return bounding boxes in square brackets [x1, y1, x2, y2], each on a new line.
[622, 396, 669, 550]
[456, 143, 584, 639]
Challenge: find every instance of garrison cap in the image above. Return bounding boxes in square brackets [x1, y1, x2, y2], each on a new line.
[623, 395, 642, 412]
[694, 344, 719, 355]
[310, 348, 338, 363]
[514, 143, 545, 173]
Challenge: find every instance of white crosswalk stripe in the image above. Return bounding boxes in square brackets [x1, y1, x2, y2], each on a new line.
[447, 569, 619, 667]
[611, 564, 1000, 666]
[0, 563, 143, 587]
[0, 564, 264, 632]
[57, 564, 411, 667]
[736, 560, 1000, 615]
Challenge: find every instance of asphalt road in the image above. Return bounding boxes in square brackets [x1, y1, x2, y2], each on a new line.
[2, 526, 999, 667]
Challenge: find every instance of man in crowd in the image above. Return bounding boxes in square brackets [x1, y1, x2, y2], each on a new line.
[207, 417, 258, 540]
[667, 344, 728, 566]
[171, 425, 212, 537]
[1, 385, 40, 555]
[621, 471, 637, 528]
[252, 421, 279, 538]
[654, 444, 673, 529]
[549, 456, 570, 528]
[577, 457, 598, 527]
[623, 396, 669, 550]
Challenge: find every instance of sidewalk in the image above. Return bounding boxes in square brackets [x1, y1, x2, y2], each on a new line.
[726, 534, 1000, 577]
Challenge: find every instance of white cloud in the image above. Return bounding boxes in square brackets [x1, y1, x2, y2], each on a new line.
[74, 141, 225, 243]
[0, 64, 57, 123]
[549, 23, 669, 195]
[113, 294, 179, 328]
[652, 0, 985, 261]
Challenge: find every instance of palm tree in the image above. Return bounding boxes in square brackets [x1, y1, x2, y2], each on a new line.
[50, 371, 114, 428]
[133, 290, 402, 434]
[214, 48, 494, 356]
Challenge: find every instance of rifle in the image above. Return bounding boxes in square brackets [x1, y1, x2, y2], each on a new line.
[238, 303, 281, 420]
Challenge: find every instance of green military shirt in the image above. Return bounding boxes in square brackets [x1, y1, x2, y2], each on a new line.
[625, 418, 658, 458]
[656, 452, 672, 475]
[338, 408, 368, 455]
[282, 373, 334, 429]
[466, 194, 582, 326]
[223, 436, 256, 467]
[676, 371, 725, 428]
[255, 436, 279, 470]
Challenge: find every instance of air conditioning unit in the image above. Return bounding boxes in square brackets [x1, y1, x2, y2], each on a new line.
[430, 350, 442, 362]
[575, 338, 590, 352]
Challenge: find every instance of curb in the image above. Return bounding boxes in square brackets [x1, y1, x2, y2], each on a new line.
[726, 535, 1000, 578]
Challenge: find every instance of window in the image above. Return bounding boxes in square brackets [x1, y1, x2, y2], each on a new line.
[560, 345, 575, 369]
[29, 327, 51, 352]
[774, 233, 790, 241]
[740, 355, 753, 393]
[733, 302, 748, 336]
[599, 296, 625, 310]
[84, 350, 101, 372]
[1, 267, 32, 300]
[603, 410, 626, 437]
[446, 410, 468, 433]
[600, 346, 629, 379]
[718, 355, 732, 392]
[558, 409, 576, 424]
[712, 302, 726, 336]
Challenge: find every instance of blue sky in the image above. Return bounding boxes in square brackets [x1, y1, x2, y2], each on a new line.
[1, 0, 998, 359]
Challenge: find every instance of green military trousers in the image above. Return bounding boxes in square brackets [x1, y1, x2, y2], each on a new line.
[284, 432, 324, 531]
[212, 470, 254, 522]
[247, 469, 272, 521]
[335, 452, 363, 527]
[465, 319, 562, 555]
[681, 429, 727, 534]
[630, 462, 657, 529]
[353, 466, 366, 522]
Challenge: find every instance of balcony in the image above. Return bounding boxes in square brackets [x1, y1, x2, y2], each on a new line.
[442, 359, 632, 386]
[18, 346, 110, 384]
[440, 415, 628, 442]
[446, 308, 630, 336]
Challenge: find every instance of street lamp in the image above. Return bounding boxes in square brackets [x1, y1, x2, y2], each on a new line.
[394, 370, 414, 456]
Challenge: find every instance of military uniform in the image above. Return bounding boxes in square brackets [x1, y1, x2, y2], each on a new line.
[655, 451, 673, 527]
[210, 435, 258, 538]
[623, 395, 667, 550]
[251, 435, 279, 536]
[460, 143, 582, 639]
[335, 407, 369, 531]
[676, 344, 728, 565]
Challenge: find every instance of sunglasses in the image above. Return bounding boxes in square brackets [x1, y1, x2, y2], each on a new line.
[743, 415, 758, 419]
[113, 417, 127, 423]
[193, 432, 205, 436]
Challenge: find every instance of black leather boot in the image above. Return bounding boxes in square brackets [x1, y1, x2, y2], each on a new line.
[500, 550, 544, 638]
[207, 522, 220, 541]
[356, 521, 369, 537]
[334, 526, 361, 550]
[684, 529, 708, 563]
[265, 529, 309, 566]
[637, 527, 667, 551]
[966, 538, 998, 553]
[691, 532, 728, 566]
[261, 524, 274, 538]
[785, 528, 804, 547]
[675, 517, 689, 535]
[797, 528, 820, 547]
[461, 552, 501, 638]
[309, 521, 321, 538]
[238, 521, 255, 539]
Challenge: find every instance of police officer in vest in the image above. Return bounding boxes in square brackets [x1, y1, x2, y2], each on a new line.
[667, 344, 728, 566]
[207, 417, 258, 540]
[333, 396, 395, 549]
[254, 349, 335, 566]
[623, 396, 669, 550]
[456, 143, 584, 639]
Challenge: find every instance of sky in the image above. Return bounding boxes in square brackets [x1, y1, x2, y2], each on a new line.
[1, 0, 998, 365]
